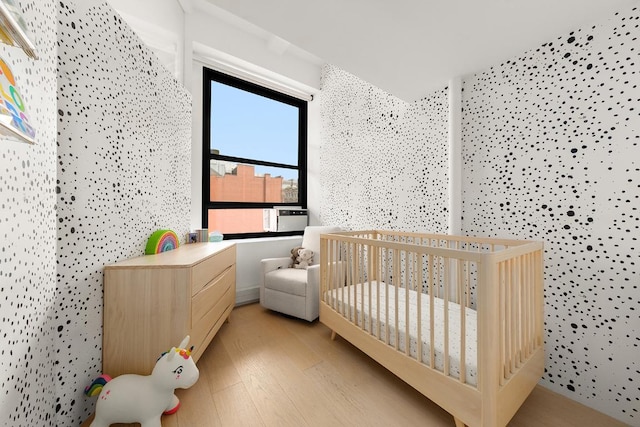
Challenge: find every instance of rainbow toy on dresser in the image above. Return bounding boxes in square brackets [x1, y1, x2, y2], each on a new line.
[145, 229, 179, 255]
[85, 336, 199, 427]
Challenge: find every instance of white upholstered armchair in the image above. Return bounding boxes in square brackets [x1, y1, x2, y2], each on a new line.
[259, 225, 341, 322]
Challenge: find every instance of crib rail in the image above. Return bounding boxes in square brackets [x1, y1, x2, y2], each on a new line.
[320, 230, 544, 396]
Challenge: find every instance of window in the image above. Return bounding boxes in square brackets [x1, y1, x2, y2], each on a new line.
[202, 67, 307, 239]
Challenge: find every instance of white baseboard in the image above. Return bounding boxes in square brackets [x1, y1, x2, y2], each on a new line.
[235, 286, 259, 306]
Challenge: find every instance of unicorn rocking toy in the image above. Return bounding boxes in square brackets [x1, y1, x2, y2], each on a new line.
[85, 336, 199, 427]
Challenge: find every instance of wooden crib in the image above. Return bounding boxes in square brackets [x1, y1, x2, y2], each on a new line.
[319, 230, 544, 427]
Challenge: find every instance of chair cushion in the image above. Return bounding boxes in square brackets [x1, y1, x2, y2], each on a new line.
[264, 268, 308, 296]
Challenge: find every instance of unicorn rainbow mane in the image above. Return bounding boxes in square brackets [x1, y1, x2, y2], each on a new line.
[84, 374, 112, 397]
[157, 345, 194, 361]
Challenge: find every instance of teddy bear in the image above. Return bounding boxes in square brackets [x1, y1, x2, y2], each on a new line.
[290, 246, 314, 269]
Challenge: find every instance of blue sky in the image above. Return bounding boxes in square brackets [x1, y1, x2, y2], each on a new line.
[210, 81, 299, 172]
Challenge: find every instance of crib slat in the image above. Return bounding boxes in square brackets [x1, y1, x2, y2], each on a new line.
[508, 258, 513, 382]
[329, 239, 335, 309]
[348, 242, 353, 322]
[467, 260, 472, 308]
[385, 247, 391, 345]
[524, 253, 531, 359]
[435, 244, 440, 299]
[335, 240, 340, 313]
[507, 259, 513, 380]
[323, 238, 329, 305]
[459, 257, 466, 384]
[376, 245, 381, 339]
[365, 244, 370, 335]
[527, 253, 534, 357]
[511, 258, 517, 374]
[499, 261, 506, 385]
[394, 248, 400, 351]
[517, 255, 524, 366]
[429, 254, 435, 369]
[528, 253, 535, 356]
[367, 245, 377, 336]
[417, 253, 423, 364]
[362, 243, 367, 332]
[342, 242, 347, 317]
[405, 250, 410, 356]
[536, 250, 544, 348]
[357, 243, 364, 331]
[444, 255, 450, 378]
[523, 254, 529, 362]
[377, 245, 382, 337]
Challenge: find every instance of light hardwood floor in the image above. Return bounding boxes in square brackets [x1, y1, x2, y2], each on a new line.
[83, 302, 628, 427]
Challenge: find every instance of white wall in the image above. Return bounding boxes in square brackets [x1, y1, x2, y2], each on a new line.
[234, 236, 302, 304]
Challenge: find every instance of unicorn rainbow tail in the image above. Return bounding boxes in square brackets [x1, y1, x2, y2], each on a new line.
[84, 374, 112, 397]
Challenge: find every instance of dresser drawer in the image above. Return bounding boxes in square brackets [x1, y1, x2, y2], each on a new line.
[192, 266, 234, 325]
[191, 284, 235, 355]
[192, 245, 236, 296]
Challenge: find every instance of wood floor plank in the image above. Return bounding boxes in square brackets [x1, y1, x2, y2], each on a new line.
[213, 382, 265, 427]
[219, 310, 309, 427]
[278, 310, 377, 386]
[259, 346, 345, 426]
[303, 359, 384, 425]
[196, 332, 241, 394]
[242, 369, 309, 427]
[174, 378, 220, 427]
[261, 314, 324, 371]
[224, 308, 344, 426]
[359, 365, 455, 426]
[509, 386, 630, 427]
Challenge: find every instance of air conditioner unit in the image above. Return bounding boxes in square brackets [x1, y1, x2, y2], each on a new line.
[263, 207, 308, 232]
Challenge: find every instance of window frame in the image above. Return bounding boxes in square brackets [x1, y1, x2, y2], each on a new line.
[202, 67, 308, 239]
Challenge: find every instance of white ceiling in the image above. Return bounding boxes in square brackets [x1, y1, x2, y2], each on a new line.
[203, 0, 638, 102]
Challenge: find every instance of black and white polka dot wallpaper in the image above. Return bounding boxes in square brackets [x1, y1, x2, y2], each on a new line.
[462, 5, 638, 424]
[56, 1, 191, 424]
[0, 1, 58, 426]
[319, 64, 449, 233]
[319, 6, 638, 425]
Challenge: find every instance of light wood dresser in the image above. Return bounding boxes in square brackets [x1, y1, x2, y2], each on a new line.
[102, 242, 236, 377]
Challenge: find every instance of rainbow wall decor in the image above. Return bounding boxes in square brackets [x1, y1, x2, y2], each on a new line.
[0, 56, 35, 143]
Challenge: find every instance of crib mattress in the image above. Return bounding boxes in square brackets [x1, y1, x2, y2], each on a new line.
[325, 282, 478, 386]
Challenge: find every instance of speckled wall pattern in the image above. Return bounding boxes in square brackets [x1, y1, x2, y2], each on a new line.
[0, 1, 57, 426]
[462, 7, 638, 424]
[319, 65, 449, 233]
[56, 1, 191, 424]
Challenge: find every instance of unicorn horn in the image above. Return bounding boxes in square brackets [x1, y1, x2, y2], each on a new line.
[178, 335, 190, 349]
